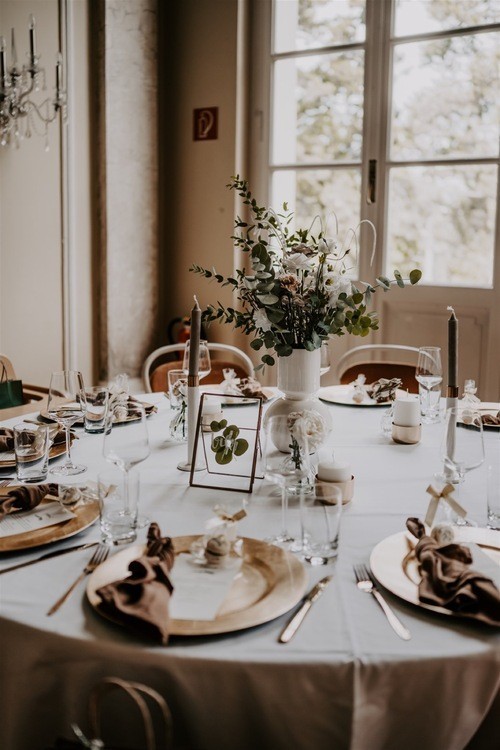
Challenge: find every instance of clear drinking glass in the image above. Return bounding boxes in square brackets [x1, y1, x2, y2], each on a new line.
[98, 468, 139, 545]
[301, 485, 343, 565]
[416, 346, 443, 424]
[320, 342, 331, 378]
[103, 403, 150, 526]
[82, 386, 109, 434]
[262, 415, 310, 548]
[182, 340, 211, 381]
[14, 422, 50, 482]
[46, 370, 86, 476]
[167, 369, 187, 409]
[441, 407, 485, 522]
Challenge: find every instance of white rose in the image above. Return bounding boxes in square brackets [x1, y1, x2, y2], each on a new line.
[253, 308, 273, 332]
[283, 252, 315, 273]
[325, 272, 352, 306]
[287, 409, 328, 452]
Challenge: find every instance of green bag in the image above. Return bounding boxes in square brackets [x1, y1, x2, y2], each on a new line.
[0, 362, 24, 409]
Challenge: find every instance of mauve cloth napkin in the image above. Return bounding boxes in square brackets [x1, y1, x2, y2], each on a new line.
[0, 483, 58, 517]
[0, 427, 66, 452]
[406, 518, 500, 626]
[97, 523, 175, 644]
[0, 428, 14, 451]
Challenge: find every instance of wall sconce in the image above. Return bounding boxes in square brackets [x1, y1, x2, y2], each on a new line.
[0, 15, 66, 149]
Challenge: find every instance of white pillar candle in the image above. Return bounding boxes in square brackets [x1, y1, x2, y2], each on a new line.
[393, 397, 420, 427]
[202, 401, 222, 416]
[317, 457, 351, 483]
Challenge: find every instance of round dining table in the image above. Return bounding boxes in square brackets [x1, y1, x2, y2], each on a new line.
[0, 391, 498, 750]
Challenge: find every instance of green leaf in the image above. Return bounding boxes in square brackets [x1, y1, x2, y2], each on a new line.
[352, 292, 363, 304]
[377, 276, 391, 290]
[262, 354, 275, 366]
[234, 439, 249, 456]
[210, 420, 222, 432]
[250, 338, 263, 350]
[216, 449, 232, 465]
[211, 436, 225, 452]
[409, 269, 422, 285]
[223, 425, 240, 439]
[394, 270, 405, 288]
[256, 294, 280, 305]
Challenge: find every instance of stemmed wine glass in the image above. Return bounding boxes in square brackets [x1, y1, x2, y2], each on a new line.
[182, 340, 211, 381]
[46, 370, 87, 476]
[416, 346, 443, 423]
[441, 407, 484, 522]
[103, 404, 150, 527]
[262, 415, 310, 548]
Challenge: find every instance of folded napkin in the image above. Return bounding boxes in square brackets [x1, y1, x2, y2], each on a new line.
[0, 426, 67, 453]
[0, 483, 58, 517]
[219, 369, 269, 402]
[96, 523, 175, 644]
[406, 518, 500, 626]
[0, 427, 14, 451]
[367, 378, 402, 403]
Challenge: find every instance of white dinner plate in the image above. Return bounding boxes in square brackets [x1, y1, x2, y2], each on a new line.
[319, 384, 406, 407]
[370, 529, 500, 622]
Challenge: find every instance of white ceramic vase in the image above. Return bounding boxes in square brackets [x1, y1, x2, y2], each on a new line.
[264, 348, 332, 451]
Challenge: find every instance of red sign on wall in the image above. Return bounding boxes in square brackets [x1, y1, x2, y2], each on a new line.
[193, 107, 218, 141]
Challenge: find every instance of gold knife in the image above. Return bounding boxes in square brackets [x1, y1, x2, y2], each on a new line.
[0, 541, 98, 575]
[278, 575, 333, 643]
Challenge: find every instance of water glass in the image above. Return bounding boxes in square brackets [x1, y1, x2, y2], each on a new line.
[416, 346, 443, 424]
[82, 386, 109, 433]
[418, 383, 442, 423]
[14, 423, 50, 482]
[97, 469, 139, 545]
[487, 463, 500, 530]
[301, 486, 342, 565]
[167, 369, 187, 409]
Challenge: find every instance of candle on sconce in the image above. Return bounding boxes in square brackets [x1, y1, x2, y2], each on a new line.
[10, 27, 17, 67]
[393, 396, 420, 427]
[188, 296, 201, 381]
[447, 305, 458, 401]
[29, 14, 36, 64]
[0, 37, 6, 88]
[55, 52, 62, 97]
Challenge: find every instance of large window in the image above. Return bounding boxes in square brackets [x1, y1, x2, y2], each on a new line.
[262, 0, 500, 288]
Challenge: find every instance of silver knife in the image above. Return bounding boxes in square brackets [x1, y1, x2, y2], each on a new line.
[0, 541, 98, 574]
[279, 575, 333, 643]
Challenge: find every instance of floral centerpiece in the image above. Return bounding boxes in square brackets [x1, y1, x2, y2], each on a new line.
[191, 176, 421, 370]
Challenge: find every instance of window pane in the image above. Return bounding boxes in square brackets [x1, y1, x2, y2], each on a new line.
[390, 33, 500, 160]
[274, 0, 365, 54]
[272, 52, 364, 164]
[271, 168, 362, 274]
[385, 165, 497, 288]
[394, 0, 500, 37]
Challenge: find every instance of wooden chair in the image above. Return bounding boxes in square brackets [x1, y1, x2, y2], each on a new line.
[335, 345, 421, 394]
[142, 343, 255, 393]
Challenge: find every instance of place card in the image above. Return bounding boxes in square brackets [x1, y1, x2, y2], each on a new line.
[0, 502, 76, 538]
[169, 553, 242, 621]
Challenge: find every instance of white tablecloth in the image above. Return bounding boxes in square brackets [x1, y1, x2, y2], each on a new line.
[0, 394, 499, 750]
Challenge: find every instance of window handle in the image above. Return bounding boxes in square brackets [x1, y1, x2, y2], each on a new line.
[367, 159, 377, 204]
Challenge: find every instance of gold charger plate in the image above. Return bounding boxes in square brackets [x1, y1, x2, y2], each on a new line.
[0, 493, 99, 552]
[87, 535, 308, 636]
[319, 384, 406, 407]
[0, 437, 73, 469]
[370, 530, 500, 622]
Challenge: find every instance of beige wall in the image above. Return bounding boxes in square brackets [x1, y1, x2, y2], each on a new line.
[160, 0, 244, 349]
[0, 0, 93, 388]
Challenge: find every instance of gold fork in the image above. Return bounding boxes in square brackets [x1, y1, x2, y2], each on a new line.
[47, 544, 109, 616]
